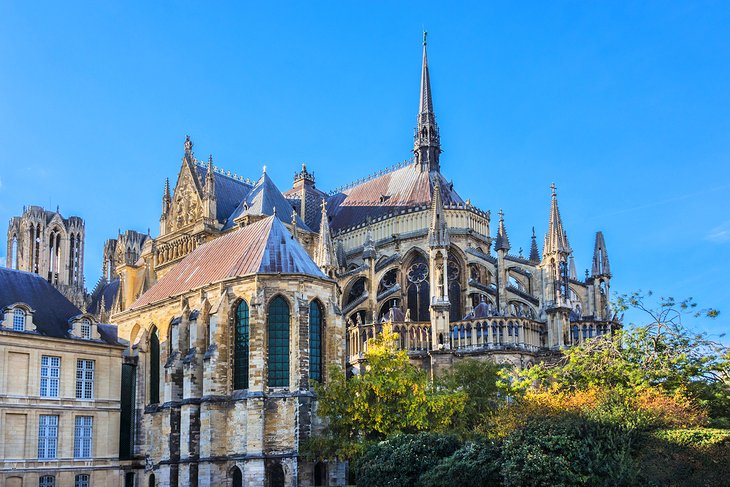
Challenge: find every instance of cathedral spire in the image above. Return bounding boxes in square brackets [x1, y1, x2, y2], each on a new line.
[494, 209, 511, 252]
[315, 199, 337, 277]
[591, 231, 611, 277]
[428, 180, 449, 248]
[543, 183, 571, 260]
[414, 32, 441, 173]
[529, 227, 540, 262]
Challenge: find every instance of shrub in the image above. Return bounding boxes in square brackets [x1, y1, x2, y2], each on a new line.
[354, 432, 460, 487]
[636, 428, 730, 486]
[500, 414, 639, 487]
[419, 438, 501, 487]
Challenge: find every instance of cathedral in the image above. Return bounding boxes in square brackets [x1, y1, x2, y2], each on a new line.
[3, 36, 620, 487]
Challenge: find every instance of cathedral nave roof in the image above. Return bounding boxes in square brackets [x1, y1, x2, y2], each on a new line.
[131, 216, 325, 310]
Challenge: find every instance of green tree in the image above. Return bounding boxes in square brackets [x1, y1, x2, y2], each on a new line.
[305, 325, 466, 460]
[505, 292, 729, 423]
[436, 358, 504, 435]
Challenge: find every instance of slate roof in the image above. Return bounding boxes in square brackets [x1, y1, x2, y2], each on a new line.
[0, 268, 120, 345]
[223, 171, 309, 231]
[88, 277, 120, 315]
[193, 164, 253, 226]
[131, 216, 326, 310]
[327, 163, 464, 233]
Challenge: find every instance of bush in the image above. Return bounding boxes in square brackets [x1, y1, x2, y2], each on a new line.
[500, 414, 639, 487]
[354, 432, 460, 487]
[419, 438, 501, 487]
[636, 428, 730, 487]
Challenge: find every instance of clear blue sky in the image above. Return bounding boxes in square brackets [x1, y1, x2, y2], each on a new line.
[0, 2, 727, 338]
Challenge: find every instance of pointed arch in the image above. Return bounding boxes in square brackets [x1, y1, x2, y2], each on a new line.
[405, 252, 429, 322]
[148, 326, 160, 404]
[267, 295, 290, 387]
[230, 465, 243, 487]
[234, 299, 250, 390]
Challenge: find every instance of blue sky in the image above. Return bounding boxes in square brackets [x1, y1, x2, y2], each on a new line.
[0, 2, 727, 338]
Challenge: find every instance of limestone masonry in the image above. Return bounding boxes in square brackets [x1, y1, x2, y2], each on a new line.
[1, 36, 619, 487]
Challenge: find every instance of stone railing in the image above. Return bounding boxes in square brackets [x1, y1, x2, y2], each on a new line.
[445, 318, 544, 353]
[346, 317, 548, 363]
[347, 322, 432, 361]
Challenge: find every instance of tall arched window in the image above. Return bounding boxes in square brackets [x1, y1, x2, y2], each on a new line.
[406, 254, 430, 322]
[309, 300, 323, 383]
[233, 300, 250, 390]
[268, 297, 290, 387]
[149, 327, 160, 404]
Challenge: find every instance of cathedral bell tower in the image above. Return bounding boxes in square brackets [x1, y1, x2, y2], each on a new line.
[414, 32, 441, 173]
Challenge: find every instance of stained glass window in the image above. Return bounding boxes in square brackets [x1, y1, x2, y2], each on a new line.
[233, 300, 250, 390]
[309, 301, 323, 382]
[267, 297, 290, 387]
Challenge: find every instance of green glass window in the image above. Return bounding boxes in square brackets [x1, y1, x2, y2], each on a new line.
[149, 327, 160, 404]
[234, 300, 250, 390]
[267, 296, 290, 387]
[309, 301, 323, 382]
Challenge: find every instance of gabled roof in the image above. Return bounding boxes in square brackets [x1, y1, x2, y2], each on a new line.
[223, 171, 309, 231]
[0, 267, 80, 338]
[193, 164, 253, 225]
[131, 216, 325, 310]
[327, 163, 463, 232]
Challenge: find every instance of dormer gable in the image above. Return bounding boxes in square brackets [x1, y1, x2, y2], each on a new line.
[69, 313, 102, 340]
[2, 302, 36, 332]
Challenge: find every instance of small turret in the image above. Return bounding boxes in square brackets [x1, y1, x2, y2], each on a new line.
[428, 181, 449, 248]
[315, 199, 337, 277]
[529, 227, 540, 262]
[362, 228, 376, 261]
[494, 209, 510, 252]
[203, 155, 217, 224]
[543, 183, 571, 261]
[591, 231, 611, 278]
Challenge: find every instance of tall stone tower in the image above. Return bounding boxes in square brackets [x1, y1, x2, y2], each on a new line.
[6, 205, 86, 306]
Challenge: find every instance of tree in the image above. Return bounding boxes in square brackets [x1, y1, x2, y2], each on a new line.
[505, 292, 729, 423]
[305, 325, 466, 460]
[436, 358, 504, 436]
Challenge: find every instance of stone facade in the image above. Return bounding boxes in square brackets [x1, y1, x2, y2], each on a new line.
[0, 268, 125, 487]
[3, 36, 621, 487]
